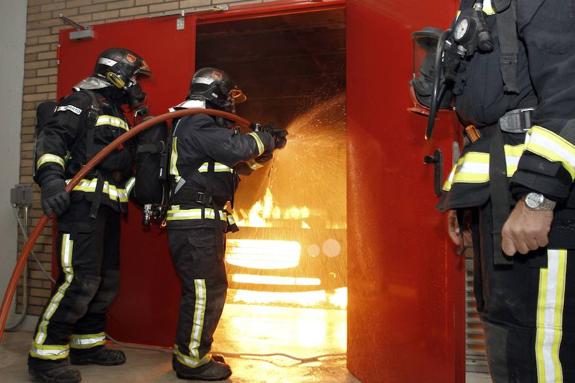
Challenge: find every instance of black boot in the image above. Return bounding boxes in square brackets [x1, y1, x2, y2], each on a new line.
[173, 355, 232, 381]
[69, 346, 126, 366]
[28, 357, 82, 383]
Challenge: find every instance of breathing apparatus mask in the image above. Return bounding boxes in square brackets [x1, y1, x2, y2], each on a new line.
[410, 1, 493, 139]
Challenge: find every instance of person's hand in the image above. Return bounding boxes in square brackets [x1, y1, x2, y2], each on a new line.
[447, 209, 462, 247]
[41, 178, 70, 216]
[501, 199, 553, 256]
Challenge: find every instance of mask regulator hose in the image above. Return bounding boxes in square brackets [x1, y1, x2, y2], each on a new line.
[426, 28, 452, 140]
[0, 108, 250, 340]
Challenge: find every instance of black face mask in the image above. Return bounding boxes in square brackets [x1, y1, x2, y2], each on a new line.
[124, 83, 147, 110]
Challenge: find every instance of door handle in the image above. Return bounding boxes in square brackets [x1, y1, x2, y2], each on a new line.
[424, 149, 443, 197]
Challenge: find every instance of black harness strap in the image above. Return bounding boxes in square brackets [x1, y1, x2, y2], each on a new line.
[489, 126, 513, 265]
[495, 0, 519, 94]
[89, 171, 105, 219]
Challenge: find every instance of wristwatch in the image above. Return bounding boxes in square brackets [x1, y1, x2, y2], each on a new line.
[523, 192, 556, 211]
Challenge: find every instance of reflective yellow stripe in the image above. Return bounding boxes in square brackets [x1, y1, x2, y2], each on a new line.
[166, 208, 228, 221]
[536, 249, 567, 383]
[248, 132, 265, 156]
[174, 345, 211, 368]
[197, 162, 234, 173]
[36, 153, 65, 170]
[188, 279, 207, 362]
[71, 178, 128, 203]
[170, 136, 180, 181]
[525, 126, 575, 180]
[33, 234, 74, 356]
[29, 343, 70, 360]
[442, 144, 525, 191]
[70, 332, 107, 349]
[95, 115, 129, 131]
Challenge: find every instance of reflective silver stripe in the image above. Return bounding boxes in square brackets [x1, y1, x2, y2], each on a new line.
[71, 178, 129, 203]
[124, 177, 135, 196]
[29, 344, 70, 360]
[34, 234, 74, 348]
[246, 159, 264, 170]
[525, 126, 575, 180]
[188, 279, 207, 361]
[174, 345, 211, 368]
[70, 332, 107, 349]
[248, 132, 265, 156]
[98, 57, 117, 67]
[36, 153, 65, 169]
[197, 162, 234, 173]
[536, 249, 567, 383]
[442, 144, 525, 191]
[96, 115, 129, 131]
[482, 0, 495, 15]
[166, 208, 228, 221]
[193, 76, 215, 85]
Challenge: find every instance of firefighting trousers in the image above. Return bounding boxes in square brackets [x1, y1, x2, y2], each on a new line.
[168, 226, 228, 368]
[471, 202, 575, 383]
[29, 200, 120, 361]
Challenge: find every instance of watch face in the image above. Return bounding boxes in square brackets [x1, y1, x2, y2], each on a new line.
[525, 193, 544, 208]
[454, 18, 469, 42]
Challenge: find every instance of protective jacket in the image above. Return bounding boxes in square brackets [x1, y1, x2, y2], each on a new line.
[34, 89, 135, 216]
[167, 104, 274, 230]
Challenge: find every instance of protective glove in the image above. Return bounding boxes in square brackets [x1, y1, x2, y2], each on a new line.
[41, 178, 70, 216]
[251, 123, 288, 149]
[262, 124, 287, 149]
[272, 130, 287, 149]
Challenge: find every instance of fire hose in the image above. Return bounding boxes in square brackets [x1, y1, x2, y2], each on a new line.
[0, 108, 251, 341]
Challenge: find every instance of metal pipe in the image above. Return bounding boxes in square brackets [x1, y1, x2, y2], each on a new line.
[0, 108, 251, 340]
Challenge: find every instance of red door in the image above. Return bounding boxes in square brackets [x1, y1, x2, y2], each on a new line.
[346, 1, 464, 382]
[58, 15, 197, 345]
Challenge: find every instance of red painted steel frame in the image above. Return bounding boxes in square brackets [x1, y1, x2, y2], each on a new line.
[346, 0, 464, 382]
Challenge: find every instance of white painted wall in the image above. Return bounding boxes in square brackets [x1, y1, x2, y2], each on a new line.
[0, 0, 27, 316]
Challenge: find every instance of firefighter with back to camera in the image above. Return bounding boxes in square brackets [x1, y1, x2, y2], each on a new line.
[29, 48, 151, 383]
[166, 67, 287, 381]
[411, 0, 575, 381]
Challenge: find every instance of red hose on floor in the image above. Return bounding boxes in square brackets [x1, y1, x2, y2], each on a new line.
[0, 108, 250, 340]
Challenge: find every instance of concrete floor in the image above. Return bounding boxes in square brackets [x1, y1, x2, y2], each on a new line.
[0, 303, 491, 382]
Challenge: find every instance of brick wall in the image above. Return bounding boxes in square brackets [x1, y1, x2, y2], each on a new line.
[21, 0, 274, 316]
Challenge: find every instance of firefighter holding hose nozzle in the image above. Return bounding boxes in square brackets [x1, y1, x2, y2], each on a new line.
[166, 67, 286, 381]
[29, 48, 151, 383]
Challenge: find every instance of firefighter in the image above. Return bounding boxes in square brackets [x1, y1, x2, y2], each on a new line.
[29, 48, 151, 383]
[433, 0, 575, 381]
[166, 67, 286, 381]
